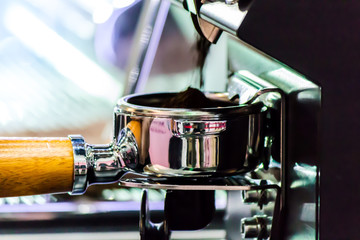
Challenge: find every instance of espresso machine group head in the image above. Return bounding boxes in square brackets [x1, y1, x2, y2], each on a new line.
[116, 2, 320, 238]
[0, 0, 320, 239]
[181, 0, 253, 43]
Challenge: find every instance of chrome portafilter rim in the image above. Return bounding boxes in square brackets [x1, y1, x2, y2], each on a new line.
[115, 92, 266, 119]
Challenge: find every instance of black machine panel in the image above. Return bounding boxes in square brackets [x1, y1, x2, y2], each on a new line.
[238, 1, 360, 239]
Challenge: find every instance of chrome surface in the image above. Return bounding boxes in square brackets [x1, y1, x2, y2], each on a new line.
[114, 92, 269, 177]
[224, 37, 320, 239]
[69, 135, 88, 195]
[69, 136, 124, 194]
[171, 0, 251, 39]
[67, 90, 274, 193]
[119, 174, 281, 191]
[116, 92, 260, 118]
[120, 174, 253, 190]
[242, 189, 277, 208]
[241, 215, 272, 239]
[260, 70, 320, 239]
[123, 0, 170, 95]
[228, 70, 278, 104]
[65, 30, 321, 237]
[172, 120, 227, 136]
[86, 143, 123, 184]
[117, 128, 140, 169]
[183, 1, 223, 43]
[68, 89, 275, 192]
[199, 1, 249, 36]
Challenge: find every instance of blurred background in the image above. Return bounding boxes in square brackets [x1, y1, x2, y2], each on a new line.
[0, 0, 201, 142]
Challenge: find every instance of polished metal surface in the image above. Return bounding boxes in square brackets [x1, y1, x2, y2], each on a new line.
[228, 71, 279, 104]
[184, 0, 222, 43]
[241, 215, 272, 239]
[120, 174, 254, 190]
[119, 174, 281, 191]
[117, 128, 140, 169]
[68, 90, 275, 192]
[171, 0, 251, 39]
[69, 135, 88, 195]
[69, 136, 124, 194]
[114, 92, 269, 177]
[86, 143, 123, 184]
[200, 1, 249, 36]
[66, 30, 320, 238]
[242, 189, 277, 207]
[224, 37, 320, 239]
[173, 120, 227, 136]
[260, 69, 320, 239]
[116, 92, 256, 118]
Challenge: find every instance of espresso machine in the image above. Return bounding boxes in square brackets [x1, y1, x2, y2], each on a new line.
[0, 0, 325, 239]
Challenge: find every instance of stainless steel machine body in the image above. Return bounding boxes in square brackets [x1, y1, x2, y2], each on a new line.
[65, 0, 321, 239]
[113, 1, 321, 239]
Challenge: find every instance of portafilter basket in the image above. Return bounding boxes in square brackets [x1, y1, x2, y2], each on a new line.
[114, 92, 268, 178]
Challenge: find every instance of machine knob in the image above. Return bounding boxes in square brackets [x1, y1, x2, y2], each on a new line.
[241, 216, 272, 239]
[242, 188, 277, 209]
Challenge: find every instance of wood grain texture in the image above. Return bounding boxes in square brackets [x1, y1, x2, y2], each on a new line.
[0, 138, 74, 197]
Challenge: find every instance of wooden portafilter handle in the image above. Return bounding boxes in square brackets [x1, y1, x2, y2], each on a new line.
[0, 134, 129, 198]
[0, 138, 74, 197]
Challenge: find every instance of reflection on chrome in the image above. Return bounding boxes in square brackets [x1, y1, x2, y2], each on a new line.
[114, 92, 269, 177]
[69, 91, 272, 194]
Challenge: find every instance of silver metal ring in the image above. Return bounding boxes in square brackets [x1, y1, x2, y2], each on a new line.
[69, 135, 88, 195]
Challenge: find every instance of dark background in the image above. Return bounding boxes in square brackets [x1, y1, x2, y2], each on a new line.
[238, 1, 360, 239]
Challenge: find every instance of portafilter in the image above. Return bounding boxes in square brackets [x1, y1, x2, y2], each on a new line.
[0, 91, 270, 197]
